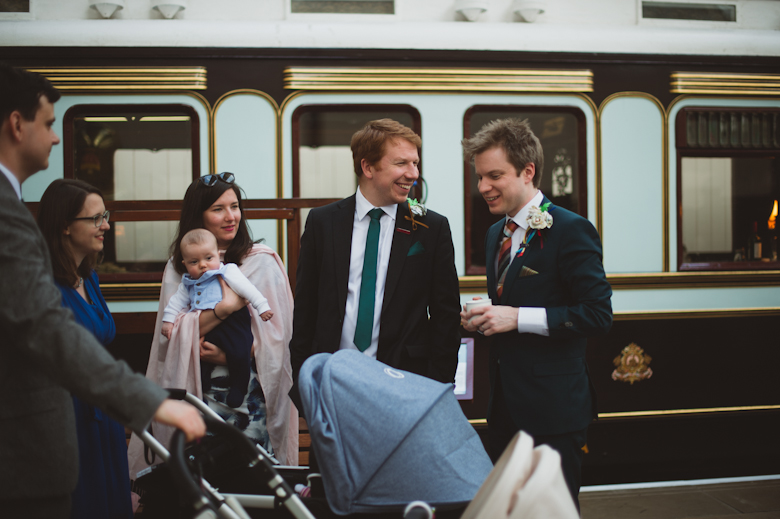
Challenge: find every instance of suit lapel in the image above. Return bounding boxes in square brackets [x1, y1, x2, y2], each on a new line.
[499, 196, 553, 304]
[333, 195, 356, 314]
[485, 220, 502, 301]
[381, 201, 413, 315]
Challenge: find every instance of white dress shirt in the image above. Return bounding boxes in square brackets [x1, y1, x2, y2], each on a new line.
[339, 187, 398, 357]
[499, 190, 550, 336]
[0, 162, 22, 200]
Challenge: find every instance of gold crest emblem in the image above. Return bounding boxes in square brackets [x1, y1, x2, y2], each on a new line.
[612, 343, 653, 385]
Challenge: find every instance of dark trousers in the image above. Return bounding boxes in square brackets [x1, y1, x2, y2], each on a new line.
[202, 306, 254, 408]
[488, 372, 588, 509]
[0, 494, 71, 518]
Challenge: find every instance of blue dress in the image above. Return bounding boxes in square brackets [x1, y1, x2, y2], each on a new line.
[56, 271, 133, 519]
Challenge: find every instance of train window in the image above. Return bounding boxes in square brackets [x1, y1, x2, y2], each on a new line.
[463, 106, 587, 275]
[292, 104, 422, 232]
[63, 104, 200, 282]
[676, 107, 780, 271]
[291, 0, 394, 14]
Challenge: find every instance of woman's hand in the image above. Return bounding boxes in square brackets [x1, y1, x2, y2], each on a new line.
[218, 277, 249, 315]
[200, 337, 227, 365]
[198, 277, 249, 335]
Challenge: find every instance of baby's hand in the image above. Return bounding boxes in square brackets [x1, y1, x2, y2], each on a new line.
[260, 310, 274, 321]
[161, 322, 173, 339]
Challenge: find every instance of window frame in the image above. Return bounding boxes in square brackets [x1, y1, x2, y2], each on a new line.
[62, 103, 201, 283]
[291, 103, 423, 198]
[675, 106, 780, 272]
[462, 104, 588, 275]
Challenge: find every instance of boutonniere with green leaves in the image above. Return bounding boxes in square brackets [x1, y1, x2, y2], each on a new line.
[518, 202, 554, 257]
[405, 198, 429, 230]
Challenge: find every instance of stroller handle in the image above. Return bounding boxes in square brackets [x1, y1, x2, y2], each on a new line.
[170, 414, 316, 519]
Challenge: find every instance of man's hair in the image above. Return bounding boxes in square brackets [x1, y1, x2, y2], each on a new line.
[37, 179, 104, 288]
[351, 118, 422, 177]
[0, 63, 61, 123]
[462, 118, 544, 188]
[181, 228, 218, 254]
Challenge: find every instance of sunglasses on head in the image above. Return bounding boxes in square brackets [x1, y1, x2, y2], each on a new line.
[199, 172, 236, 187]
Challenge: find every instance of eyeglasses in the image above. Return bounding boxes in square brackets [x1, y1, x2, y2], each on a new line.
[199, 172, 235, 187]
[72, 210, 110, 228]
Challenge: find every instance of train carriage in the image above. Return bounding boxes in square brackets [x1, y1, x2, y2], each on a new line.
[2, 0, 779, 486]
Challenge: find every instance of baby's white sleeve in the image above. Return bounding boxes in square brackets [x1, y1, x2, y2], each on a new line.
[222, 264, 271, 314]
[162, 282, 191, 322]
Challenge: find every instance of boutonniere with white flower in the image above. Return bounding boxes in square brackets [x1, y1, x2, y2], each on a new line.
[405, 198, 429, 230]
[518, 202, 554, 257]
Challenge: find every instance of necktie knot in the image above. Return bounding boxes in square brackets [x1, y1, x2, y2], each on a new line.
[504, 219, 519, 237]
[368, 208, 383, 221]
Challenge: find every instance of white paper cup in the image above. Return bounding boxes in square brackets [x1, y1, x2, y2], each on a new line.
[464, 299, 491, 313]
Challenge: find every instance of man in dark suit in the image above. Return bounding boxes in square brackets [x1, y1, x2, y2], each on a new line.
[0, 64, 205, 518]
[461, 118, 612, 506]
[290, 119, 461, 405]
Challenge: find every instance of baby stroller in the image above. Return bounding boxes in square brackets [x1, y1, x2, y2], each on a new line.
[297, 350, 494, 516]
[135, 388, 461, 519]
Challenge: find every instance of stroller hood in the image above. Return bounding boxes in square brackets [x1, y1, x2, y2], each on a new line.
[299, 350, 493, 515]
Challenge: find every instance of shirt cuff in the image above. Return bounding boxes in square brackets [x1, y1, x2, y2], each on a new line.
[517, 307, 549, 336]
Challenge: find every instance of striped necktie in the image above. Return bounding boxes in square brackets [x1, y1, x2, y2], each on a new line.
[496, 219, 519, 299]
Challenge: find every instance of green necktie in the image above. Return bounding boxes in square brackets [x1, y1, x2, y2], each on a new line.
[354, 208, 384, 352]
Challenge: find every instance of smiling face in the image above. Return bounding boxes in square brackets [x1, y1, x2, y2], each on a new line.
[474, 146, 537, 218]
[359, 138, 420, 207]
[17, 96, 60, 181]
[181, 240, 221, 280]
[202, 188, 241, 249]
[64, 193, 109, 266]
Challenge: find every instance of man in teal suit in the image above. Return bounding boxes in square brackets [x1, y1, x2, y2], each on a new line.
[461, 118, 612, 506]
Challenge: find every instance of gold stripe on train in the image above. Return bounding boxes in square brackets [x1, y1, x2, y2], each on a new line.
[284, 67, 594, 93]
[670, 72, 780, 95]
[25, 66, 208, 90]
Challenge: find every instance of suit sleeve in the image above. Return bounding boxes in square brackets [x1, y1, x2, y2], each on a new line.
[545, 217, 613, 339]
[0, 199, 166, 433]
[288, 209, 322, 383]
[425, 215, 462, 383]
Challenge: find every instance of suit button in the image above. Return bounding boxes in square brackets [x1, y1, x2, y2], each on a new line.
[564, 321, 573, 327]
[497, 359, 501, 364]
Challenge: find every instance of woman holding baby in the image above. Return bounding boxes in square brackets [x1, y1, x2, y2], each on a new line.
[128, 172, 298, 477]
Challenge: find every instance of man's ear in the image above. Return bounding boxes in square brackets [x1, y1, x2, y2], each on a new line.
[360, 158, 374, 179]
[7, 111, 24, 143]
[522, 163, 536, 184]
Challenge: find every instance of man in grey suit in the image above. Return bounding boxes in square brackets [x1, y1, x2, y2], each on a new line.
[0, 64, 206, 517]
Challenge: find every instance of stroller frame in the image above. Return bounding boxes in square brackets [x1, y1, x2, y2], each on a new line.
[136, 390, 315, 519]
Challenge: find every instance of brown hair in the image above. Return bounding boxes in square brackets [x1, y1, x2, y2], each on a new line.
[351, 118, 422, 177]
[37, 179, 103, 287]
[170, 175, 253, 275]
[462, 118, 544, 188]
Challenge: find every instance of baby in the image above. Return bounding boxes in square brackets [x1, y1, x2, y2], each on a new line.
[162, 228, 272, 408]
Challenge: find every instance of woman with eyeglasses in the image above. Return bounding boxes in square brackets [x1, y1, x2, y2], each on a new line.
[127, 172, 298, 478]
[37, 179, 134, 519]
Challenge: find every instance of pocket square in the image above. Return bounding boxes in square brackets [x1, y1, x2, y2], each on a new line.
[520, 266, 539, 277]
[407, 242, 425, 256]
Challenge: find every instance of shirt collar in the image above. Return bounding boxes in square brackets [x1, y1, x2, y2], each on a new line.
[509, 190, 544, 230]
[0, 161, 22, 200]
[355, 186, 397, 222]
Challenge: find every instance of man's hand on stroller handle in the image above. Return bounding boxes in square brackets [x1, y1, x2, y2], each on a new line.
[153, 400, 206, 441]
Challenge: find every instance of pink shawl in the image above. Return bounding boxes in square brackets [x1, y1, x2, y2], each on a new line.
[127, 244, 298, 479]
